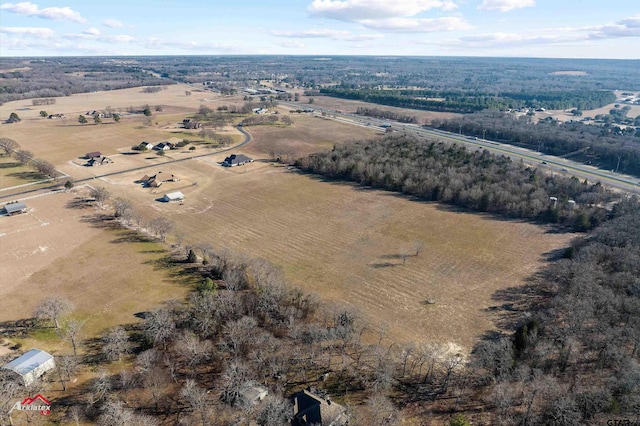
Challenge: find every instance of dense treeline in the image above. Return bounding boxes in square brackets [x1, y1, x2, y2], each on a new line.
[430, 110, 640, 176]
[296, 135, 620, 231]
[356, 107, 418, 123]
[321, 87, 484, 113]
[472, 203, 640, 425]
[321, 87, 617, 113]
[0, 58, 170, 104]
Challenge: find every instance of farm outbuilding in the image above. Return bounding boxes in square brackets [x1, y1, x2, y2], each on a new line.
[4, 202, 28, 215]
[161, 191, 184, 202]
[3, 349, 56, 386]
[223, 154, 253, 167]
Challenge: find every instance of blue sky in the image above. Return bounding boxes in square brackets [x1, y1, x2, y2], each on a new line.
[1, 0, 638, 58]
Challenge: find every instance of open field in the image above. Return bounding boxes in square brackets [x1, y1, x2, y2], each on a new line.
[0, 188, 190, 344]
[0, 154, 49, 188]
[104, 158, 575, 351]
[1, 85, 575, 354]
[243, 108, 379, 159]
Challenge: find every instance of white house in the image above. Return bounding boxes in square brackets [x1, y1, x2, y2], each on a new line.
[3, 349, 56, 386]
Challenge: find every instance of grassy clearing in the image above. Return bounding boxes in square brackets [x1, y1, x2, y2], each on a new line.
[0, 154, 49, 188]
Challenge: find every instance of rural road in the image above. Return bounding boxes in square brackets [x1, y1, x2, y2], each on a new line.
[0, 125, 253, 202]
[281, 101, 640, 194]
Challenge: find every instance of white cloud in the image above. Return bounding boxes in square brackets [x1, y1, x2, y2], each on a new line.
[0, 1, 86, 23]
[589, 14, 640, 39]
[83, 27, 100, 36]
[102, 18, 124, 28]
[477, 0, 535, 12]
[142, 38, 240, 53]
[360, 16, 471, 32]
[308, 0, 458, 21]
[272, 28, 383, 41]
[277, 40, 306, 48]
[0, 26, 54, 38]
[455, 15, 640, 49]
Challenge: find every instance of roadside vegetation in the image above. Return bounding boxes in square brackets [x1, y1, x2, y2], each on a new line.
[429, 110, 640, 177]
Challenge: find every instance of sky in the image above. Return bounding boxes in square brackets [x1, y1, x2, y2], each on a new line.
[0, 0, 639, 58]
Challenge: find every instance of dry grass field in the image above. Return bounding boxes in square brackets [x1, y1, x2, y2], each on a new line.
[105, 158, 575, 351]
[1, 85, 575, 356]
[0, 188, 189, 345]
[243, 109, 379, 159]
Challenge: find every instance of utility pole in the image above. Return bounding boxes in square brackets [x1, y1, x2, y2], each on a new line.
[616, 156, 621, 172]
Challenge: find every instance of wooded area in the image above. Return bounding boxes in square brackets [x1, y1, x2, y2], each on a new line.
[296, 135, 621, 231]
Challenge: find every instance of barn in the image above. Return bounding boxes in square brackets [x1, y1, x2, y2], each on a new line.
[161, 191, 184, 202]
[4, 202, 27, 215]
[3, 349, 56, 386]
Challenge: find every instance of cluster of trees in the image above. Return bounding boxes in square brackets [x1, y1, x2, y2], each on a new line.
[240, 114, 291, 127]
[141, 86, 167, 93]
[355, 107, 418, 123]
[31, 97, 56, 106]
[471, 200, 640, 425]
[320, 88, 617, 114]
[0, 137, 57, 178]
[429, 110, 640, 176]
[0, 58, 169, 104]
[296, 135, 620, 230]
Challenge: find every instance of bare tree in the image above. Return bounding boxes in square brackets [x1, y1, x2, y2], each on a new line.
[60, 319, 86, 357]
[102, 326, 132, 361]
[143, 367, 169, 413]
[255, 395, 290, 426]
[148, 217, 174, 241]
[113, 197, 134, 222]
[90, 370, 112, 405]
[33, 159, 57, 178]
[399, 247, 410, 265]
[414, 239, 425, 256]
[34, 296, 73, 329]
[90, 186, 110, 209]
[144, 309, 176, 349]
[352, 394, 400, 426]
[97, 400, 134, 425]
[176, 331, 212, 369]
[14, 149, 33, 165]
[180, 379, 211, 424]
[0, 137, 19, 155]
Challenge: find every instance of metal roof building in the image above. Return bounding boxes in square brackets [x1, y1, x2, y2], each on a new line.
[4, 202, 27, 215]
[3, 349, 56, 385]
[161, 191, 184, 202]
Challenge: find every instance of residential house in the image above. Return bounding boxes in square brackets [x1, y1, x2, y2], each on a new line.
[87, 156, 113, 166]
[155, 142, 173, 151]
[292, 389, 348, 426]
[3, 349, 56, 386]
[139, 141, 154, 151]
[223, 154, 253, 167]
[138, 172, 178, 187]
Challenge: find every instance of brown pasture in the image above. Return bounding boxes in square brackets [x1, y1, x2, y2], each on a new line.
[0, 189, 189, 341]
[105, 157, 575, 352]
[0, 86, 575, 354]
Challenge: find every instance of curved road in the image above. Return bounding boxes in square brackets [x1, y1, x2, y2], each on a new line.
[0, 125, 253, 202]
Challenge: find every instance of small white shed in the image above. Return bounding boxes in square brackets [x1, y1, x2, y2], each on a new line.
[3, 349, 56, 385]
[161, 191, 184, 202]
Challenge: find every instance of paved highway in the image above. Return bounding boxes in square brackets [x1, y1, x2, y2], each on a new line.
[282, 101, 640, 194]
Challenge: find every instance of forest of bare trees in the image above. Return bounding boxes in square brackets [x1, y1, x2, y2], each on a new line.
[296, 135, 621, 231]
